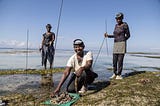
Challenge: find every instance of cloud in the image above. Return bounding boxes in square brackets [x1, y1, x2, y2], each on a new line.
[150, 48, 160, 52]
[0, 40, 31, 48]
[150, 48, 160, 50]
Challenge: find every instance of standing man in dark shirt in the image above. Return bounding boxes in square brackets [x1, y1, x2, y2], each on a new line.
[104, 12, 130, 79]
[40, 24, 55, 69]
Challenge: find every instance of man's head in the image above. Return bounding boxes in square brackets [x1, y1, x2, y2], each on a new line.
[115, 12, 124, 24]
[73, 39, 85, 47]
[46, 24, 52, 32]
[46, 24, 52, 28]
[115, 12, 124, 20]
[73, 39, 85, 54]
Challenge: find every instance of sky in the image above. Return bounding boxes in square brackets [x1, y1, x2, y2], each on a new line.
[0, 0, 160, 52]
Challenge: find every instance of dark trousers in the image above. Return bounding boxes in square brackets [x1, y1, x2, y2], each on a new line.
[113, 54, 125, 75]
[67, 71, 87, 93]
[42, 46, 55, 68]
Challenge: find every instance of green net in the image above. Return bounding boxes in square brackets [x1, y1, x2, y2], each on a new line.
[42, 93, 80, 106]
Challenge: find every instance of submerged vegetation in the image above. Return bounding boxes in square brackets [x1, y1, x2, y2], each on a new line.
[127, 52, 160, 59]
[0, 68, 64, 75]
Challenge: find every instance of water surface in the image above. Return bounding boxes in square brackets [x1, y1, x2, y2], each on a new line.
[0, 48, 160, 95]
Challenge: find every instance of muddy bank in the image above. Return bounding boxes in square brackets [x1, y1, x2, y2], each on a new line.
[0, 71, 159, 106]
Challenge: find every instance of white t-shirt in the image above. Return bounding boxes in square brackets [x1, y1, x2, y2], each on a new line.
[66, 51, 93, 72]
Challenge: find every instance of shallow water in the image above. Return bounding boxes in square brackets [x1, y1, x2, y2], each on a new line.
[0, 49, 160, 70]
[0, 49, 160, 95]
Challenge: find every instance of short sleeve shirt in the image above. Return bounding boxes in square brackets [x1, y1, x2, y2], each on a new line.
[66, 51, 93, 72]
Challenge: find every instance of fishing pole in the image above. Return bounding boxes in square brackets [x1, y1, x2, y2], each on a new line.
[25, 29, 29, 71]
[93, 37, 105, 68]
[54, 0, 64, 50]
[93, 19, 109, 68]
[53, 0, 64, 68]
[105, 19, 109, 55]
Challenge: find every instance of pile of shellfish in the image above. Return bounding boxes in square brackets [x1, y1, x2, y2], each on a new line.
[50, 92, 73, 105]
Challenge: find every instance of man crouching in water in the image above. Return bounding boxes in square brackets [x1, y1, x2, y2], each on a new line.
[51, 39, 97, 96]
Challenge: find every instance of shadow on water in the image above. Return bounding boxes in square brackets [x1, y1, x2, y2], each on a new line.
[123, 71, 146, 78]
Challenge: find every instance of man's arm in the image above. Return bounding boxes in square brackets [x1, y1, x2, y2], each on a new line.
[50, 33, 55, 45]
[104, 33, 114, 38]
[82, 60, 92, 70]
[75, 60, 93, 77]
[53, 67, 72, 94]
[39, 36, 45, 51]
[124, 24, 130, 40]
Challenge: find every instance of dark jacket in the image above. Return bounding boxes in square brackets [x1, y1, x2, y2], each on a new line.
[108, 22, 130, 42]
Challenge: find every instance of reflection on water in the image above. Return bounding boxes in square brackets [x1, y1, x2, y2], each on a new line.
[40, 74, 53, 86]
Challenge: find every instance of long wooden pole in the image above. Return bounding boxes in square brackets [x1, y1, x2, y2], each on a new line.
[26, 29, 29, 71]
[53, 0, 64, 68]
[54, 0, 64, 49]
[105, 19, 109, 55]
[93, 37, 105, 68]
